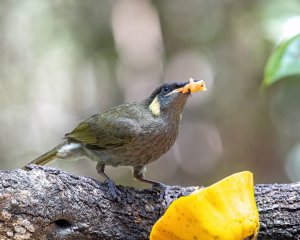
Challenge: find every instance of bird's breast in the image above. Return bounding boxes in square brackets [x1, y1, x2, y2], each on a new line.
[86, 112, 182, 167]
[126, 114, 181, 164]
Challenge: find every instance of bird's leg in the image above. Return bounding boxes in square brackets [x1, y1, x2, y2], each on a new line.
[96, 162, 120, 201]
[133, 166, 166, 200]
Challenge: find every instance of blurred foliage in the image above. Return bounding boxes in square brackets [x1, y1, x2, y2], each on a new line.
[1, 0, 300, 186]
[263, 33, 300, 87]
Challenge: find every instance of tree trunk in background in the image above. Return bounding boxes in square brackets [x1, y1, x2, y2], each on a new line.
[0, 165, 299, 240]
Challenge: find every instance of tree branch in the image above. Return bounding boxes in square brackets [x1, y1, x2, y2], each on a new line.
[0, 165, 299, 240]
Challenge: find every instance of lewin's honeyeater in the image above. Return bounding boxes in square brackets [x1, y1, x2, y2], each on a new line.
[23, 78, 206, 197]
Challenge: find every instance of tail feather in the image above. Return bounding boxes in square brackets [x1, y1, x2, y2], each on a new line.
[22, 142, 65, 169]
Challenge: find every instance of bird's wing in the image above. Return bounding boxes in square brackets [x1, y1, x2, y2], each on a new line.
[65, 104, 142, 149]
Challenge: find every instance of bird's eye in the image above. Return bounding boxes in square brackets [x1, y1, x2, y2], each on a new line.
[162, 85, 171, 94]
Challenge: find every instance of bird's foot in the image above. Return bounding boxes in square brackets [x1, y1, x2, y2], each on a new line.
[104, 179, 121, 202]
[135, 176, 167, 201]
[152, 182, 167, 202]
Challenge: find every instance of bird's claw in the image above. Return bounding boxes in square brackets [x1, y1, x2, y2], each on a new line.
[152, 182, 167, 202]
[105, 179, 121, 201]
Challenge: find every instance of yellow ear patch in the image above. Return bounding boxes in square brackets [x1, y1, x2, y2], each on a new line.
[149, 96, 161, 116]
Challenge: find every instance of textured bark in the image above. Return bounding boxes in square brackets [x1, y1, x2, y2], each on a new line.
[0, 165, 299, 240]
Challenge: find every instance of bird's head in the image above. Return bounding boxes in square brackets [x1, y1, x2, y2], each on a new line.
[145, 78, 207, 117]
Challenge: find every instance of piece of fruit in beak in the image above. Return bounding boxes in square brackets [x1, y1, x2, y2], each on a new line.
[177, 78, 207, 93]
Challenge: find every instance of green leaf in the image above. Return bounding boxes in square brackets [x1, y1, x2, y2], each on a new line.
[263, 33, 300, 88]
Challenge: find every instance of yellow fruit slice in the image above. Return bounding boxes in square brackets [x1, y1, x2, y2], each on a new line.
[150, 171, 260, 240]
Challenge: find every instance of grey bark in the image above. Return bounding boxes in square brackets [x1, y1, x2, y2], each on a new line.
[0, 165, 299, 240]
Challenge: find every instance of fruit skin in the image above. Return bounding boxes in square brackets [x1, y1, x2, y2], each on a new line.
[150, 171, 260, 240]
[23, 80, 206, 187]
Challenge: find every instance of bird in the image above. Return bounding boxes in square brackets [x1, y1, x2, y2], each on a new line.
[23, 78, 206, 197]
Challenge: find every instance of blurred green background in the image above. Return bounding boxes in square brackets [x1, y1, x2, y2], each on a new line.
[1, 0, 300, 188]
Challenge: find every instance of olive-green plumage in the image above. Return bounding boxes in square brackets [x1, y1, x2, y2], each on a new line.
[24, 81, 196, 187]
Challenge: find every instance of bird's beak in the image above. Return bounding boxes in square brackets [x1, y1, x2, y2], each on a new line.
[175, 78, 207, 94]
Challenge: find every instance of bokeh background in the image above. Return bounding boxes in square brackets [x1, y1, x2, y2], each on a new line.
[1, 0, 300, 188]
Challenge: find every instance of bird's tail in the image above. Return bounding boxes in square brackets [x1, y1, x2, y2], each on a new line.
[22, 142, 65, 169]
